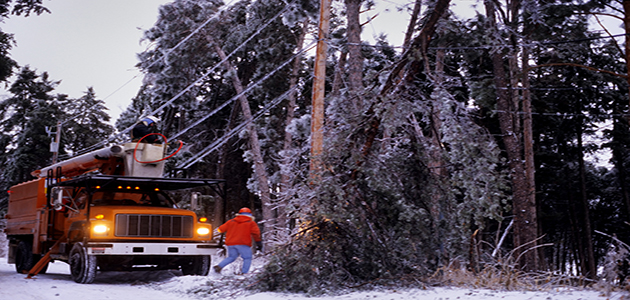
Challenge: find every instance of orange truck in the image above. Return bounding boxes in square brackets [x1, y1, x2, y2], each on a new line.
[4, 143, 224, 283]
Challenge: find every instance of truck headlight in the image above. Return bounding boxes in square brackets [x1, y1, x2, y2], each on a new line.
[93, 224, 108, 234]
[197, 227, 210, 236]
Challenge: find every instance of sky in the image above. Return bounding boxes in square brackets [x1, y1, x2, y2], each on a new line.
[0, 0, 172, 122]
[0, 0, 486, 124]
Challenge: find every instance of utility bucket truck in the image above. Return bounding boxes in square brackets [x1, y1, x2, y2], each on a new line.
[4, 142, 225, 283]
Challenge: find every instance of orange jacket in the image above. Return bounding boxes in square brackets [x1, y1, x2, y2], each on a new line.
[218, 214, 261, 246]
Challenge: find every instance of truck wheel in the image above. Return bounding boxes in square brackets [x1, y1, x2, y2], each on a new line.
[15, 240, 34, 274]
[69, 243, 97, 284]
[181, 255, 210, 276]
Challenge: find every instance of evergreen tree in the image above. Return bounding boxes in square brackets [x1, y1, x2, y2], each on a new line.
[62, 87, 114, 156]
[447, 0, 629, 276]
[0, 0, 50, 83]
[0, 66, 62, 207]
[116, 84, 154, 132]
[258, 0, 510, 291]
[137, 0, 224, 138]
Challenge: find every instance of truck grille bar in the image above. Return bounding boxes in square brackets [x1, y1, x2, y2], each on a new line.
[115, 214, 193, 238]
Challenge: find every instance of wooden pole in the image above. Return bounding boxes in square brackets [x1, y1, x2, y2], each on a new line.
[309, 0, 331, 178]
[51, 121, 61, 164]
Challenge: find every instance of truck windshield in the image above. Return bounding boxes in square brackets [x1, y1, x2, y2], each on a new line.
[90, 190, 176, 208]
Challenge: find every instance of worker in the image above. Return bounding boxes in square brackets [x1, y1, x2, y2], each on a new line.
[131, 115, 161, 143]
[213, 207, 262, 274]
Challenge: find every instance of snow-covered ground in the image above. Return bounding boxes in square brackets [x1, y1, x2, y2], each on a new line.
[0, 255, 627, 300]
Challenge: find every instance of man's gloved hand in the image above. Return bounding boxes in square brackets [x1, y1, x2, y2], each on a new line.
[256, 241, 263, 253]
[168, 139, 184, 146]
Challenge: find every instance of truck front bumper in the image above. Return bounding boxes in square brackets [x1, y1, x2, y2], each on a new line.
[85, 242, 220, 255]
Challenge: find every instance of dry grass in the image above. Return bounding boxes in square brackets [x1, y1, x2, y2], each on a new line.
[428, 262, 598, 292]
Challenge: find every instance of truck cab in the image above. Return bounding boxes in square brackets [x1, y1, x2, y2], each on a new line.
[5, 143, 225, 283]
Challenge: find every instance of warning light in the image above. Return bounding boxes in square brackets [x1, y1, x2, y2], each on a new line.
[154, 188, 160, 191]
[199, 217, 207, 222]
[95, 214, 105, 220]
[135, 187, 140, 190]
[126, 186, 131, 190]
[95, 186, 101, 189]
[118, 186, 123, 189]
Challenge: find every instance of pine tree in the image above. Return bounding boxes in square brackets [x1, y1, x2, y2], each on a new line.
[258, 0, 512, 291]
[62, 87, 114, 156]
[0, 66, 62, 207]
[0, 0, 51, 84]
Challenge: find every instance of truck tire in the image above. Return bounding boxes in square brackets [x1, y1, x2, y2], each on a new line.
[14, 240, 50, 274]
[181, 255, 210, 276]
[69, 243, 97, 284]
[15, 240, 34, 274]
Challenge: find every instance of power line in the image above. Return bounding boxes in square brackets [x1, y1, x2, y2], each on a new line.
[63, 0, 242, 156]
[169, 41, 317, 142]
[70, 0, 296, 157]
[144, 1, 295, 124]
[68, 2, 626, 160]
[177, 78, 311, 169]
[99, 0, 239, 104]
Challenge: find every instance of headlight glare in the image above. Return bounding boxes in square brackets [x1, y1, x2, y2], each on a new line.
[197, 227, 210, 236]
[93, 224, 108, 234]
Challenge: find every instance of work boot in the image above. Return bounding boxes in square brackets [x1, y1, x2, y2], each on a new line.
[213, 265, 222, 273]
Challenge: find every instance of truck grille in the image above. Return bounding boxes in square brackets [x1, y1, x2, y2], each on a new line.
[115, 214, 193, 238]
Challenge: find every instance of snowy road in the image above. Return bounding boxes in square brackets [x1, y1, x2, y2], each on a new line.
[0, 257, 199, 300]
[0, 256, 626, 300]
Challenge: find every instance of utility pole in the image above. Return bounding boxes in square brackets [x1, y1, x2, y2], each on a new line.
[310, 0, 331, 178]
[50, 121, 61, 164]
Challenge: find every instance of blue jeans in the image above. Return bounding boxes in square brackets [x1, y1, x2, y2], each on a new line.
[217, 245, 253, 274]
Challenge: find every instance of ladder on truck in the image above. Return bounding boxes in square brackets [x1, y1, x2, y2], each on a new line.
[26, 233, 65, 278]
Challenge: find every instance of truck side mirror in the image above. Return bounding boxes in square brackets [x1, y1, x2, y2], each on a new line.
[51, 187, 64, 211]
[191, 192, 199, 210]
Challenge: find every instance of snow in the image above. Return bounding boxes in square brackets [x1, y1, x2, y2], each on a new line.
[0, 256, 626, 300]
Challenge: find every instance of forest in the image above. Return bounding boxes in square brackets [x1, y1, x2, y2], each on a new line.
[0, 0, 629, 293]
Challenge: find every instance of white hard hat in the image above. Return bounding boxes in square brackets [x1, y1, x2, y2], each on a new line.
[142, 115, 160, 124]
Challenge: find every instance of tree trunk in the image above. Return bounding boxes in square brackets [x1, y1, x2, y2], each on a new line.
[521, 44, 539, 271]
[622, 1, 630, 218]
[362, 0, 450, 170]
[208, 36, 273, 231]
[279, 20, 308, 230]
[428, 45, 448, 264]
[331, 50, 347, 97]
[576, 112, 597, 279]
[485, 0, 538, 271]
[310, 0, 331, 179]
[403, 0, 422, 49]
[567, 185, 586, 276]
[616, 141, 630, 218]
[215, 100, 241, 225]
[623, 0, 630, 117]
[345, 0, 363, 107]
